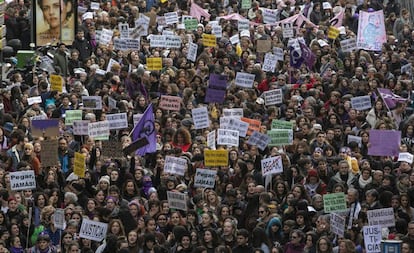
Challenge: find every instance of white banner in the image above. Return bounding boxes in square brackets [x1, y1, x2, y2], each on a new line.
[106, 113, 128, 130]
[217, 129, 239, 147]
[88, 121, 110, 138]
[261, 156, 283, 176]
[194, 168, 217, 188]
[235, 72, 255, 88]
[10, 171, 36, 191]
[167, 191, 188, 211]
[79, 219, 108, 242]
[264, 89, 283, 105]
[367, 208, 395, 228]
[192, 107, 209, 129]
[164, 156, 187, 176]
[363, 225, 381, 253]
[351, 95, 372, 111]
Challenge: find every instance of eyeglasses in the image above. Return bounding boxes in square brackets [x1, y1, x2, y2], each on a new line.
[259, 211, 265, 214]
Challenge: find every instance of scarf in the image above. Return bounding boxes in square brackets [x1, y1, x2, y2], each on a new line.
[358, 176, 372, 189]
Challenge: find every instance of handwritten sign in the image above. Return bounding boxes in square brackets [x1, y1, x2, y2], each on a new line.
[238, 19, 250, 31]
[262, 53, 278, 72]
[222, 108, 243, 118]
[202, 33, 217, 47]
[88, 121, 109, 138]
[328, 26, 340, 39]
[79, 219, 108, 242]
[261, 156, 283, 176]
[220, 117, 249, 138]
[363, 225, 381, 253]
[28, 96, 42, 106]
[10, 171, 36, 191]
[164, 156, 187, 176]
[340, 38, 357, 53]
[194, 168, 217, 188]
[330, 212, 345, 237]
[50, 75, 63, 92]
[164, 11, 179, 24]
[167, 191, 187, 211]
[146, 57, 162, 70]
[323, 192, 347, 213]
[159, 95, 182, 111]
[264, 89, 283, 105]
[192, 107, 209, 130]
[204, 149, 228, 167]
[268, 129, 293, 146]
[367, 208, 395, 228]
[282, 23, 294, 38]
[184, 18, 198, 30]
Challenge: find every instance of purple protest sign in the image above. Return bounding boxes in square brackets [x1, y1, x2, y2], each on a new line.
[205, 88, 226, 103]
[368, 129, 401, 157]
[209, 74, 227, 90]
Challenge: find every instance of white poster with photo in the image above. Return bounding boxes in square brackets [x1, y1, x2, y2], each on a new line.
[192, 107, 209, 130]
[219, 117, 249, 137]
[247, 131, 271, 151]
[264, 89, 283, 105]
[164, 12, 179, 25]
[261, 156, 283, 176]
[194, 168, 217, 188]
[330, 212, 345, 237]
[262, 53, 278, 72]
[187, 42, 198, 62]
[82, 96, 103, 110]
[282, 23, 294, 38]
[235, 72, 255, 88]
[351, 95, 372, 111]
[222, 108, 243, 118]
[88, 121, 110, 138]
[100, 29, 113, 45]
[207, 130, 216, 150]
[119, 23, 129, 39]
[164, 156, 187, 176]
[79, 219, 108, 242]
[10, 171, 36, 191]
[53, 209, 66, 230]
[217, 129, 239, 147]
[167, 191, 188, 211]
[106, 113, 128, 130]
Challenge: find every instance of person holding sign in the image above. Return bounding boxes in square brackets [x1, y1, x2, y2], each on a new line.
[171, 128, 193, 152]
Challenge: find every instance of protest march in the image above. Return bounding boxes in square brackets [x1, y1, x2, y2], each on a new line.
[2, 0, 414, 252]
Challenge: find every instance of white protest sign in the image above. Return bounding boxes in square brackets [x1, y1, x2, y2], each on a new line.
[351, 95, 371, 111]
[340, 38, 357, 53]
[88, 121, 110, 138]
[28, 96, 42, 105]
[79, 219, 108, 242]
[262, 53, 278, 72]
[261, 156, 283, 176]
[187, 42, 198, 62]
[330, 212, 345, 237]
[398, 152, 414, 164]
[207, 130, 216, 150]
[10, 171, 36, 191]
[401, 63, 412, 75]
[217, 129, 239, 147]
[53, 208, 66, 230]
[113, 38, 140, 51]
[164, 12, 179, 25]
[82, 96, 102, 110]
[347, 135, 362, 147]
[192, 107, 209, 130]
[367, 208, 395, 228]
[108, 97, 117, 110]
[212, 25, 222, 38]
[262, 8, 277, 24]
[223, 108, 243, 118]
[162, 30, 174, 36]
[363, 225, 381, 253]
[118, 23, 129, 39]
[235, 72, 255, 88]
[194, 168, 217, 188]
[31, 115, 47, 121]
[247, 131, 271, 151]
[282, 23, 294, 38]
[167, 191, 188, 211]
[133, 114, 143, 127]
[264, 89, 283, 105]
[90, 2, 100, 10]
[219, 117, 249, 137]
[273, 47, 284, 61]
[99, 29, 113, 45]
[165, 35, 182, 48]
[238, 19, 250, 31]
[230, 34, 240, 45]
[73, 120, 89, 135]
[150, 35, 166, 47]
[164, 156, 187, 176]
[106, 58, 117, 73]
[106, 113, 128, 130]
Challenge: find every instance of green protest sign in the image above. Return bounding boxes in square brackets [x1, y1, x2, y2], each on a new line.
[65, 110, 83, 126]
[184, 19, 198, 31]
[268, 129, 293, 146]
[241, 0, 251, 9]
[271, 120, 293, 130]
[323, 192, 347, 213]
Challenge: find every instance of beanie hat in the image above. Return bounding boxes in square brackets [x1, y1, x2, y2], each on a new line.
[99, 175, 110, 184]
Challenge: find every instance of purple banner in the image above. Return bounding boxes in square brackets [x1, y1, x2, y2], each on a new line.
[209, 74, 227, 90]
[368, 129, 401, 157]
[205, 88, 226, 103]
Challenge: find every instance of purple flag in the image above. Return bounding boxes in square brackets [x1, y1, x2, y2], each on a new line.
[377, 88, 407, 109]
[289, 45, 304, 69]
[299, 40, 316, 69]
[132, 104, 157, 156]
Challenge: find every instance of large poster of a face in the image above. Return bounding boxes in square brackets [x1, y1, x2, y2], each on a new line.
[35, 0, 75, 46]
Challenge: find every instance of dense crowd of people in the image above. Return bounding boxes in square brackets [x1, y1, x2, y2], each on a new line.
[2, 0, 414, 252]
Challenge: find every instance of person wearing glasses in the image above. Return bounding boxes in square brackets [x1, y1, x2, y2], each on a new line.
[284, 229, 305, 253]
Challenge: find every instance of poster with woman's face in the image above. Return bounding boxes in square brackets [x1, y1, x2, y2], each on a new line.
[35, 0, 75, 46]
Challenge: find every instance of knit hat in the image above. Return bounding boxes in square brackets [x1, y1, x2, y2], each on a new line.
[99, 175, 110, 184]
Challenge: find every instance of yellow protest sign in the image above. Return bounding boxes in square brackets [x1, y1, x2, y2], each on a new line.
[202, 34, 217, 47]
[74, 152, 86, 178]
[50, 74, 63, 92]
[328, 26, 340, 40]
[204, 150, 228, 167]
[146, 57, 162, 70]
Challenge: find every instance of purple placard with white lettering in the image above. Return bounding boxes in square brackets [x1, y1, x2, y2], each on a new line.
[368, 129, 401, 157]
[205, 88, 226, 103]
[209, 74, 227, 90]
